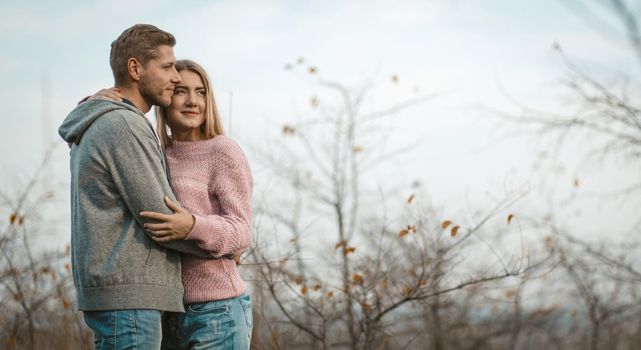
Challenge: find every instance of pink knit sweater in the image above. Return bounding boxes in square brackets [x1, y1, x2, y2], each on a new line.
[165, 135, 253, 304]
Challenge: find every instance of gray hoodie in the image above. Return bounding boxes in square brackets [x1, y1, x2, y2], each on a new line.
[59, 99, 211, 312]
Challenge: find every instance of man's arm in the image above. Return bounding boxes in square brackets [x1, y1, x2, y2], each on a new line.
[97, 112, 214, 257]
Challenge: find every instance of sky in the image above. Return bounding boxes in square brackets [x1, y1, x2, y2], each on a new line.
[0, 0, 638, 248]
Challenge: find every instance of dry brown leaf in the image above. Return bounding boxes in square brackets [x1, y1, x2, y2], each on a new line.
[9, 214, 16, 224]
[313, 284, 321, 291]
[301, 286, 308, 295]
[343, 247, 356, 256]
[5, 337, 16, 347]
[282, 125, 295, 135]
[335, 240, 347, 250]
[399, 224, 417, 237]
[450, 225, 460, 237]
[407, 194, 415, 204]
[327, 291, 334, 299]
[294, 276, 303, 285]
[507, 214, 514, 225]
[441, 220, 452, 229]
[363, 303, 372, 312]
[352, 273, 364, 285]
[505, 289, 516, 300]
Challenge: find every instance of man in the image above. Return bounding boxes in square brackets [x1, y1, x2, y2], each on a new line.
[58, 24, 210, 349]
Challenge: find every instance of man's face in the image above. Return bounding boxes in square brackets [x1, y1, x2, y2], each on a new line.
[139, 45, 181, 108]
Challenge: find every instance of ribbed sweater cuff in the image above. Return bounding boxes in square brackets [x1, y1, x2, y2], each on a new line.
[187, 213, 222, 253]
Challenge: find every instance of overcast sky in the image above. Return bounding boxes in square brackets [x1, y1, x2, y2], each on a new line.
[0, 0, 638, 247]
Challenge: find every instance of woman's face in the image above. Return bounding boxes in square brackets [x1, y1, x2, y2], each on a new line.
[166, 69, 207, 136]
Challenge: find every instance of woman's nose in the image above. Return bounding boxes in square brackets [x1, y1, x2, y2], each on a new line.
[186, 93, 197, 106]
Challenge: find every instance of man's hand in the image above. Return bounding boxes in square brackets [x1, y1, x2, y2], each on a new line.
[140, 197, 195, 242]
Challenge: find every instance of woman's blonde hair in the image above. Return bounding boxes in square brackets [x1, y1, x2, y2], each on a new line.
[155, 59, 225, 148]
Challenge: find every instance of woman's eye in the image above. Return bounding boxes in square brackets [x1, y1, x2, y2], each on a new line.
[197, 91, 206, 96]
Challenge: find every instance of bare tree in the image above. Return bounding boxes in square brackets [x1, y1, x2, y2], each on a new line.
[0, 147, 90, 349]
[248, 65, 540, 349]
[482, 1, 641, 349]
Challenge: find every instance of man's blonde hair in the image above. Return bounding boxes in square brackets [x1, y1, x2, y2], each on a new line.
[110, 24, 176, 85]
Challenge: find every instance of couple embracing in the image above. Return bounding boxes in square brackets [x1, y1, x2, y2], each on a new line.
[58, 24, 253, 349]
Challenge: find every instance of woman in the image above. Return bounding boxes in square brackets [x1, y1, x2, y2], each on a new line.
[97, 60, 253, 349]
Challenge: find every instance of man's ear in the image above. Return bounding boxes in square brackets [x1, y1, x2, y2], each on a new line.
[127, 58, 143, 82]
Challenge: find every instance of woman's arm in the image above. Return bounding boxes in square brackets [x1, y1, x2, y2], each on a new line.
[142, 144, 253, 258]
[87, 87, 123, 102]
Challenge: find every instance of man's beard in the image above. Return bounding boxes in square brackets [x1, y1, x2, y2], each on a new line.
[139, 74, 171, 108]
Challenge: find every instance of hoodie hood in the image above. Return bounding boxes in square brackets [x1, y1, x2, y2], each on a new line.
[58, 99, 146, 144]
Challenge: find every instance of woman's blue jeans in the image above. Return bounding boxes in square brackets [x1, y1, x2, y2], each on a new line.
[84, 309, 163, 350]
[161, 293, 253, 350]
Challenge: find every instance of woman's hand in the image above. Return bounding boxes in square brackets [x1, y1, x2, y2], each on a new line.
[140, 197, 195, 242]
[88, 87, 123, 102]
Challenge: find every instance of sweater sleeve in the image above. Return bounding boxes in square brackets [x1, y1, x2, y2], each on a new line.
[185, 141, 253, 258]
[98, 113, 215, 258]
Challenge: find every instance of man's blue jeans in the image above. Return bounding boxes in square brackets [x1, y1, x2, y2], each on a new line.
[161, 293, 253, 350]
[84, 309, 162, 350]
